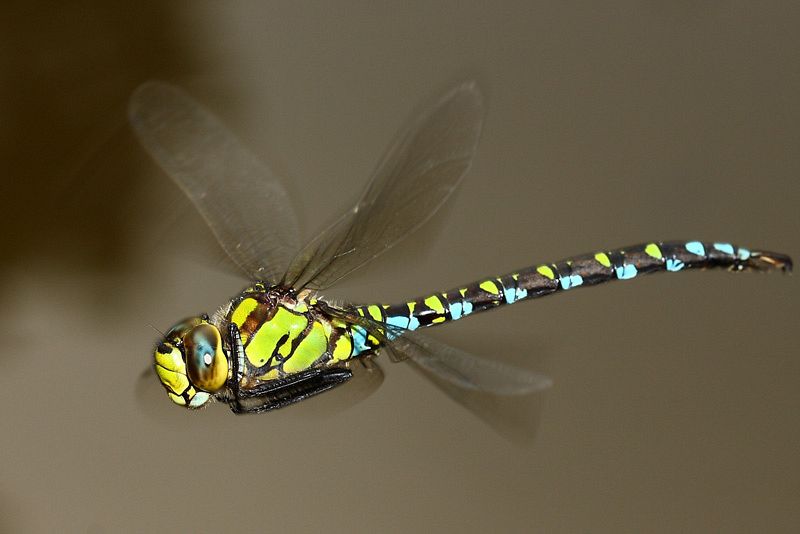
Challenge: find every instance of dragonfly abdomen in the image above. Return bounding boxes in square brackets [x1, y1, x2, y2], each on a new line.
[363, 241, 791, 338]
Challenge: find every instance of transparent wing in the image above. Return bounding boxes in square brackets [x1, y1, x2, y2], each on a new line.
[388, 331, 552, 396]
[291, 357, 385, 419]
[325, 305, 551, 443]
[395, 331, 551, 445]
[282, 81, 484, 290]
[323, 304, 551, 395]
[403, 346, 550, 445]
[129, 81, 300, 282]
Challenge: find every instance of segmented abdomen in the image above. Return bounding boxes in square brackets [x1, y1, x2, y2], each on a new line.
[352, 241, 791, 349]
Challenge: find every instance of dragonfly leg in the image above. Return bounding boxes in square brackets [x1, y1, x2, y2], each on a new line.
[228, 367, 353, 414]
[227, 323, 246, 412]
[226, 324, 352, 414]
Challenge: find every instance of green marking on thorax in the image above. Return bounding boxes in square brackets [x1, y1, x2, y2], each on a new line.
[246, 306, 308, 367]
[284, 321, 328, 373]
[332, 334, 352, 362]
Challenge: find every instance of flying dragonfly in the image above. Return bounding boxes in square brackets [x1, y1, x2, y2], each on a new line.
[130, 81, 791, 415]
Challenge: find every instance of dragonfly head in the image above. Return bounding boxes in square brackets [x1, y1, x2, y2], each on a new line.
[153, 316, 229, 409]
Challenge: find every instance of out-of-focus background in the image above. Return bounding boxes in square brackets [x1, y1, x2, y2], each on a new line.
[1, 2, 798, 532]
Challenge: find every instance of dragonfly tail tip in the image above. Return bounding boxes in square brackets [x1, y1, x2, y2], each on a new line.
[746, 250, 793, 273]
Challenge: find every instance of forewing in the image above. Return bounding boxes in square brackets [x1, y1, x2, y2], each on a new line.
[129, 81, 300, 282]
[282, 81, 484, 290]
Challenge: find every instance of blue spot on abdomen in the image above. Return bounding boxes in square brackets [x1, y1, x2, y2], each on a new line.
[713, 242, 735, 255]
[559, 274, 584, 290]
[686, 241, 705, 256]
[386, 315, 410, 329]
[351, 326, 369, 354]
[503, 287, 517, 304]
[615, 264, 638, 280]
[666, 258, 685, 272]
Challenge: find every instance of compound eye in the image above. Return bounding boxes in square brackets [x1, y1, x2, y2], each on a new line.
[184, 324, 228, 393]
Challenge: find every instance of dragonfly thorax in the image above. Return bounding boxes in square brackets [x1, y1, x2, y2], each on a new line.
[219, 283, 358, 390]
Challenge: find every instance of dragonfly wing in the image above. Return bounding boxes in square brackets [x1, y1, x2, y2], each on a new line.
[289, 357, 385, 419]
[323, 304, 552, 396]
[325, 306, 551, 443]
[129, 81, 300, 282]
[282, 81, 484, 290]
[388, 331, 552, 444]
[387, 330, 552, 396]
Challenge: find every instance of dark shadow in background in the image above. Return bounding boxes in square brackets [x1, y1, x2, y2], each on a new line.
[1, 2, 198, 278]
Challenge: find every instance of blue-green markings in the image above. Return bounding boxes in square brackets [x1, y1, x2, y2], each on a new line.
[386, 315, 410, 329]
[559, 274, 584, 290]
[713, 242, 734, 255]
[503, 287, 515, 304]
[666, 258, 685, 272]
[503, 286, 529, 303]
[189, 392, 210, 408]
[685, 241, 705, 256]
[615, 264, 638, 280]
[351, 326, 370, 354]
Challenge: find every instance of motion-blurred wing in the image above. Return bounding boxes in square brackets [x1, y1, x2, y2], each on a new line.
[324, 304, 551, 395]
[129, 81, 300, 282]
[388, 330, 552, 396]
[325, 305, 551, 442]
[291, 357, 385, 419]
[282, 82, 484, 290]
[389, 330, 552, 444]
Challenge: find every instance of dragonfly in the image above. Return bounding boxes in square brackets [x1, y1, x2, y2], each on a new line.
[130, 81, 792, 415]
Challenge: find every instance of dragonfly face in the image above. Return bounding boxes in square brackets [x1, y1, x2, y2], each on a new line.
[153, 316, 229, 409]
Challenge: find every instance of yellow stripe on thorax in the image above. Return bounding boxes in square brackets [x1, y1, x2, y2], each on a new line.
[231, 297, 259, 342]
[329, 318, 353, 363]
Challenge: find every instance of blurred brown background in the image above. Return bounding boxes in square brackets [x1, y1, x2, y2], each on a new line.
[1, 2, 798, 532]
